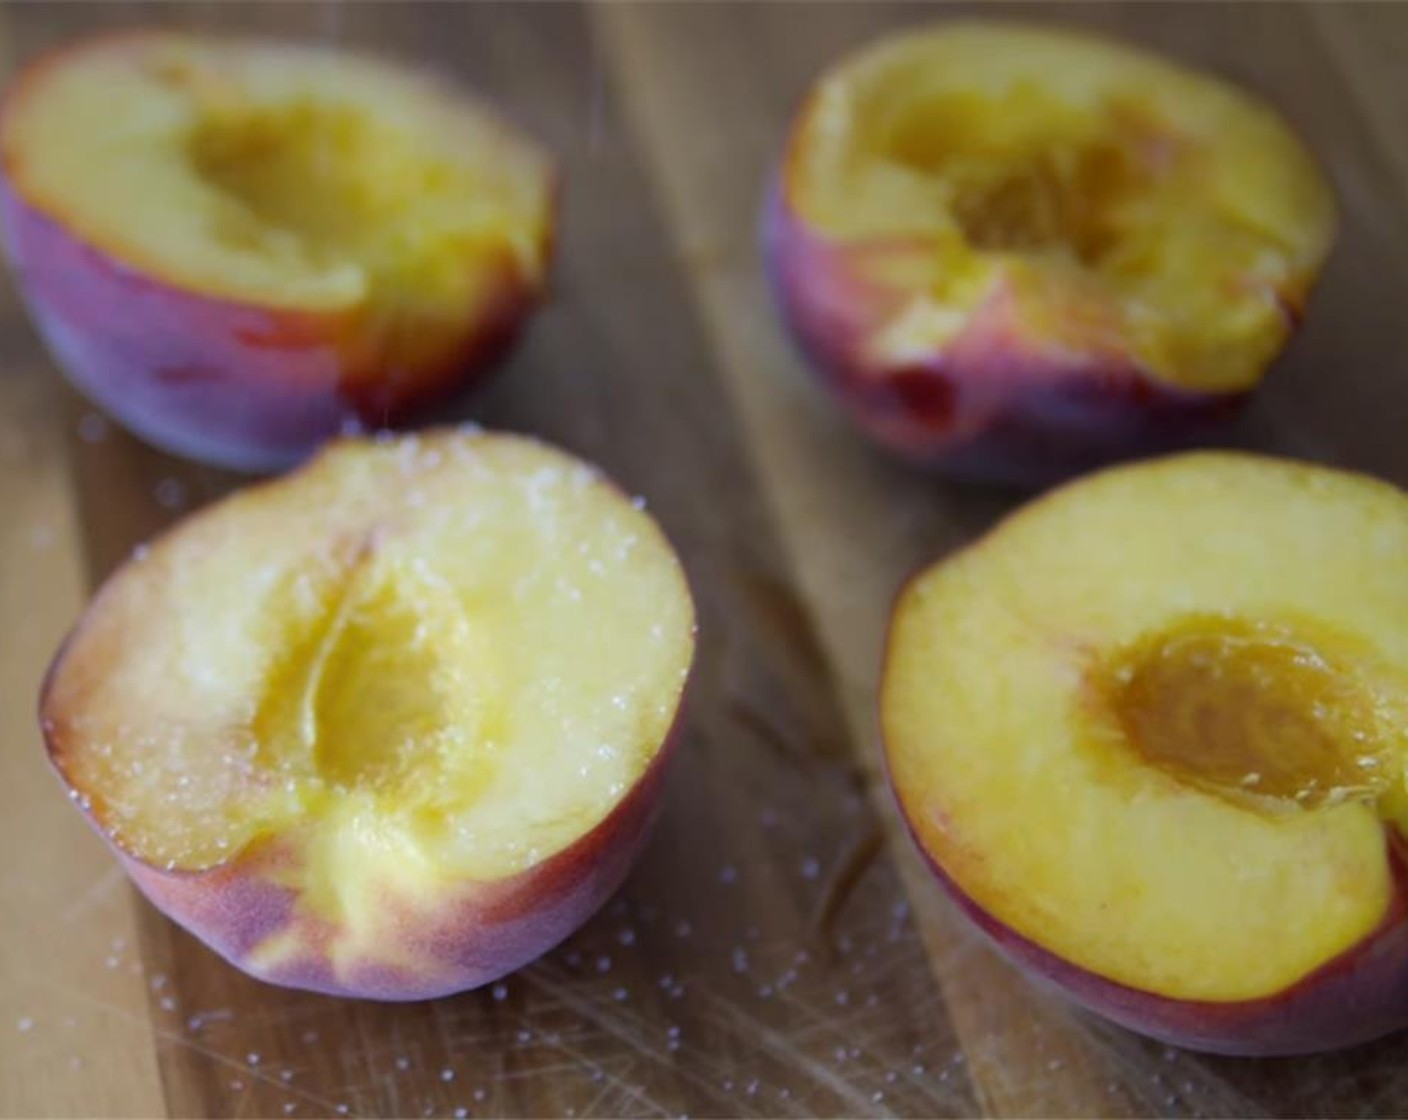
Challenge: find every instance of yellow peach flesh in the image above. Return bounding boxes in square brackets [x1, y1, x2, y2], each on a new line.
[883, 454, 1408, 1002]
[43, 432, 694, 953]
[2, 34, 551, 314]
[787, 23, 1335, 392]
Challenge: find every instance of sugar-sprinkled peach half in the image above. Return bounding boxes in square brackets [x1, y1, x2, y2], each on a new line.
[41, 429, 695, 999]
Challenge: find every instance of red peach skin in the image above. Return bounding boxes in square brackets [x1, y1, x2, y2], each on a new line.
[763, 184, 1244, 486]
[121, 741, 676, 1001]
[0, 177, 537, 473]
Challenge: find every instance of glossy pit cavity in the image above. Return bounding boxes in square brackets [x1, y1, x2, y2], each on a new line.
[1107, 617, 1398, 813]
[884, 93, 1156, 266]
[253, 533, 495, 801]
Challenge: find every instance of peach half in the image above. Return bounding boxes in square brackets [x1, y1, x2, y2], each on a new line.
[766, 24, 1336, 483]
[882, 452, 1408, 1054]
[40, 430, 695, 999]
[0, 33, 554, 471]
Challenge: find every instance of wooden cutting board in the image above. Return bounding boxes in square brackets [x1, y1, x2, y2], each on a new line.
[3, 3, 1407, 1116]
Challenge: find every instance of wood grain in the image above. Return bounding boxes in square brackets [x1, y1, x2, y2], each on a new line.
[0, 271, 167, 1120]
[3, 3, 1408, 1117]
[0, 7, 167, 1114]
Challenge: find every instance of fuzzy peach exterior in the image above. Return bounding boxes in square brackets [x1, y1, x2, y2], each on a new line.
[41, 653, 686, 1002]
[763, 183, 1247, 486]
[905, 820, 1408, 1056]
[0, 174, 547, 474]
